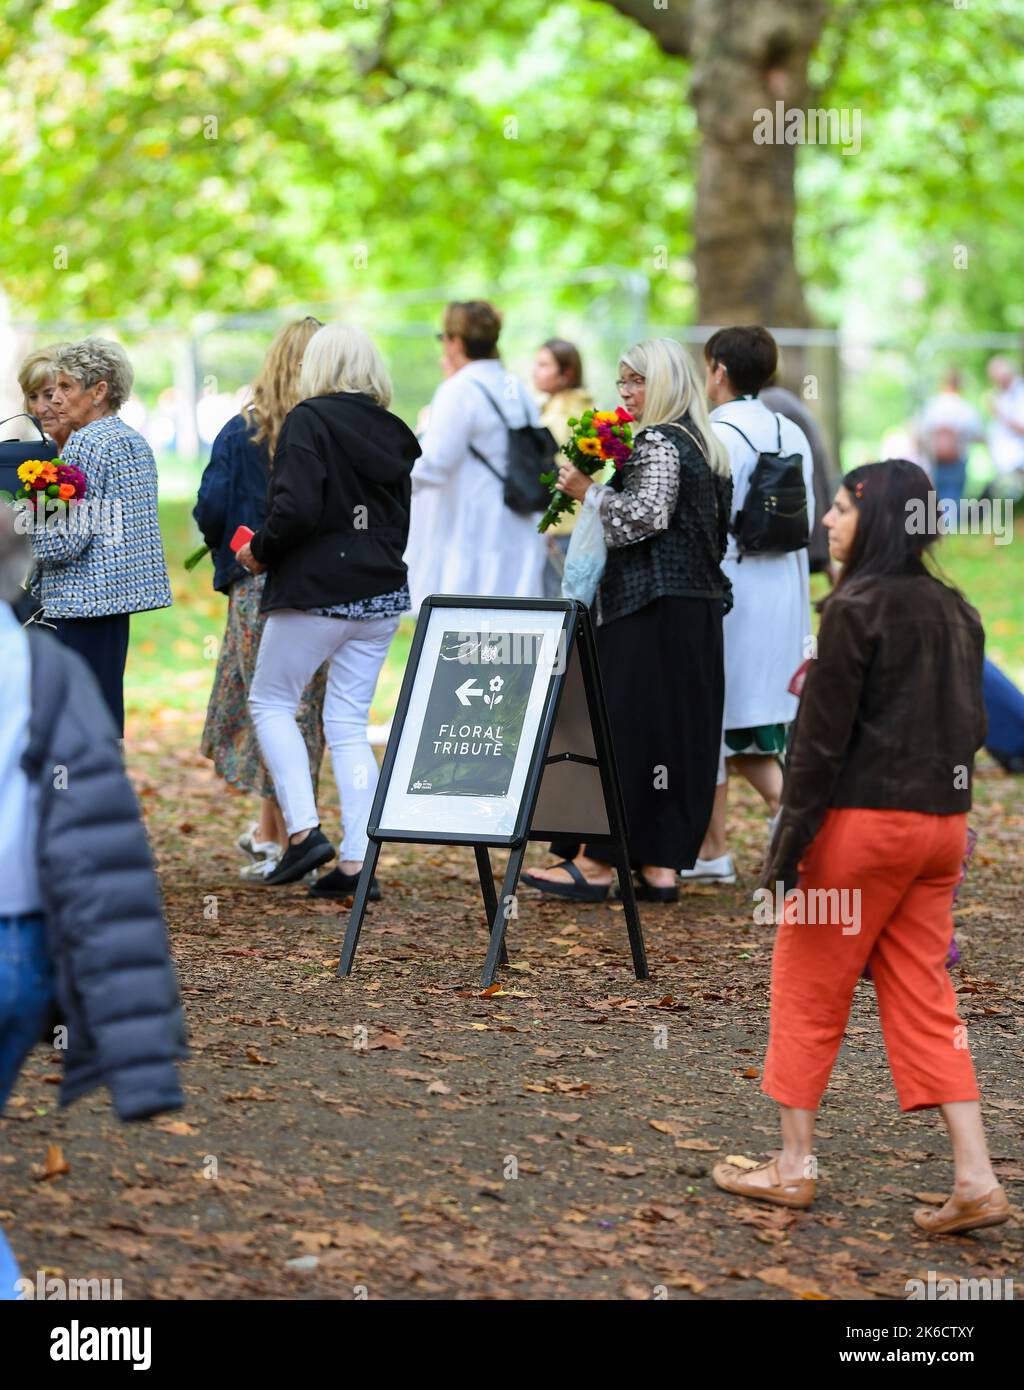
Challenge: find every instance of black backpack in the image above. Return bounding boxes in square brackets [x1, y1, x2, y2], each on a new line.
[467, 380, 558, 516]
[718, 413, 809, 557]
[0, 414, 58, 499]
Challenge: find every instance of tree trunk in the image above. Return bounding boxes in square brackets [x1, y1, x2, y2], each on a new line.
[691, 0, 827, 327]
[602, 0, 829, 328]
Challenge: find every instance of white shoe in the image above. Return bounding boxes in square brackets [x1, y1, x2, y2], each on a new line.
[679, 854, 737, 885]
[239, 856, 282, 881]
[237, 822, 282, 861]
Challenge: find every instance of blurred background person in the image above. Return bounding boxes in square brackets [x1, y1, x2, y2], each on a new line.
[683, 326, 814, 887]
[917, 366, 983, 506]
[533, 337, 595, 598]
[30, 338, 172, 735]
[405, 300, 547, 607]
[523, 338, 732, 904]
[238, 325, 420, 898]
[0, 505, 186, 1298]
[984, 355, 1024, 495]
[194, 318, 327, 880]
[533, 338, 593, 446]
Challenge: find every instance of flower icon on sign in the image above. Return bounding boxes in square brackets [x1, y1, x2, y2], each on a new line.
[485, 675, 504, 708]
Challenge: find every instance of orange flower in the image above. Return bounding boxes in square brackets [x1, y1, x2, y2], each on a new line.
[36, 463, 58, 485]
[57, 482, 76, 500]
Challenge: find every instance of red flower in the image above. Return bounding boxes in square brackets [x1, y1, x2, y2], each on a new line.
[615, 407, 635, 422]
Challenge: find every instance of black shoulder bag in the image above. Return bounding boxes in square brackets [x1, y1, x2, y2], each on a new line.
[467, 380, 558, 516]
[0, 414, 58, 499]
[717, 412, 809, 558]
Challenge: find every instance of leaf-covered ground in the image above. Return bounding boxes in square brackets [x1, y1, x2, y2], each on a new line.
[2, 710, 1021, 1300]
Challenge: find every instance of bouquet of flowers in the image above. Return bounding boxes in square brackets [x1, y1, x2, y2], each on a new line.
[13, 457, 87, 504]
[537, 407, 635, 533]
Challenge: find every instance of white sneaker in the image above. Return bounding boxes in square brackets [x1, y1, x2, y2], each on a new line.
[239, 856, 282, 881]
[237, 822, 282, 861]
[679, 854, 737, 885]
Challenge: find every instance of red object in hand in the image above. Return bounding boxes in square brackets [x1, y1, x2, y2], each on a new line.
[229, 525, 254, 553]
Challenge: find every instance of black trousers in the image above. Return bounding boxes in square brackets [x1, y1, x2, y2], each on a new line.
[552, 595, 724, 871]
[52, 613, 131, 736]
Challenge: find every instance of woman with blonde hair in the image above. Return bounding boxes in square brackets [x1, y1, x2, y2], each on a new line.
[16, 346, 72, 448]
[523, 338, 733, 903]
[195, 317, 327, 877]
[237, 324, 421, 895]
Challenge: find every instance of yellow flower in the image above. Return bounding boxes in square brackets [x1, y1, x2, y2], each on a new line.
[577, 436, 603, 456]
[17, 460, 46, 483]
[591, 411, 619, 425]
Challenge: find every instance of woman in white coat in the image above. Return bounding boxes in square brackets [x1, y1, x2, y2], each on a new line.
[682, 326, 815, 885]
[404, 300, 547, 608]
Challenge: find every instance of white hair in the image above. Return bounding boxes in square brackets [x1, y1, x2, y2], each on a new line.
[621, 337, 731, 478]
[299, 324, 392, 408]
[53, 337, 134, 411]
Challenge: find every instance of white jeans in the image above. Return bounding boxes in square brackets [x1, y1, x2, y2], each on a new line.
[249, 610, 400, 860]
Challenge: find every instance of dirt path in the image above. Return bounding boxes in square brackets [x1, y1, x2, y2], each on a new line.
[3, 711, 1021, 1300]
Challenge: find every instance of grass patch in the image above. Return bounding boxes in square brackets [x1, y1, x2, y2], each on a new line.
[131, 500, 1024, 725]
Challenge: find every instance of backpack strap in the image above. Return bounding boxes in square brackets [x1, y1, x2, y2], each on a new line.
[22, 629, 69, 782]
[715, 418, 758, 454]
[716, 412, 785, 455]
[466, 378, 510, 482]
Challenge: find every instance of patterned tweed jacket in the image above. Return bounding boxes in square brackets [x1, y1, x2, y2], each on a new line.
[30, 415, 173, 619]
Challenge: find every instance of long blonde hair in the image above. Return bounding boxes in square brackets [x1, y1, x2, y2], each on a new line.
[620, 337, 731, 478]
[249, 317, 322, 457]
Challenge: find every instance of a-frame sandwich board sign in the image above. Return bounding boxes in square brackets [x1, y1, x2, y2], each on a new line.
[338, 595, 649, 988]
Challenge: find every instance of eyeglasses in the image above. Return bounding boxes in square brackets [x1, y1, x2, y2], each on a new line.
[615, 377, 645, 390]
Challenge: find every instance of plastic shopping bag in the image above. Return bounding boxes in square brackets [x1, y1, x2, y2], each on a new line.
[561, 487, 607, 607]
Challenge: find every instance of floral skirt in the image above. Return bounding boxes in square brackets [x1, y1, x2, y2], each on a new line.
[200, 573, 326, 799]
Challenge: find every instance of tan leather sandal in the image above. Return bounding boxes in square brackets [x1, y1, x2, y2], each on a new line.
[913, 1185, 1010, 1236]
[711, 1159, 816, 1209]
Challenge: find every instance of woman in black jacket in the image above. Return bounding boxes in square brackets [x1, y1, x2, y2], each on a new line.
[237, 325, 421, 894]
[194, 318, 326, 877]
[713, 459, 1008, 1237]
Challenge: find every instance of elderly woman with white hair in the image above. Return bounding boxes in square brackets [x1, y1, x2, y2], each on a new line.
[29, 337, 171, 734]
[523, 338, 733, 904]
[237, 324, 421, 893]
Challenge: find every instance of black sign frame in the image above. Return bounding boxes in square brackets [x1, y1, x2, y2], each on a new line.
[338, 595, 649, 987]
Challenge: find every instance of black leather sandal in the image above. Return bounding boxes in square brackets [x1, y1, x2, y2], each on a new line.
[614, 873, 679, 904]
[520, 860, 611, 903]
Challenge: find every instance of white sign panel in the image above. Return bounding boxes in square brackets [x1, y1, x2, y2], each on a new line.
[377, 604, 568, 840]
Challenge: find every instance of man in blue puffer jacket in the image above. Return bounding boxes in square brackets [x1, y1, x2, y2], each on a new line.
[0, 505, 186, 1297]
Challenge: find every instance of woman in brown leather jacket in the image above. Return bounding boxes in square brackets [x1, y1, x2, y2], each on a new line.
[712, 458, 1009, 1237]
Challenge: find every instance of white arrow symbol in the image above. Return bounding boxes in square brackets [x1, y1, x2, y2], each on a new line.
[455, 678, 484, 706]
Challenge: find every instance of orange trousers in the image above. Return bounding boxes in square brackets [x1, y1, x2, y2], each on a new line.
[763, 808, 979, 1113]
